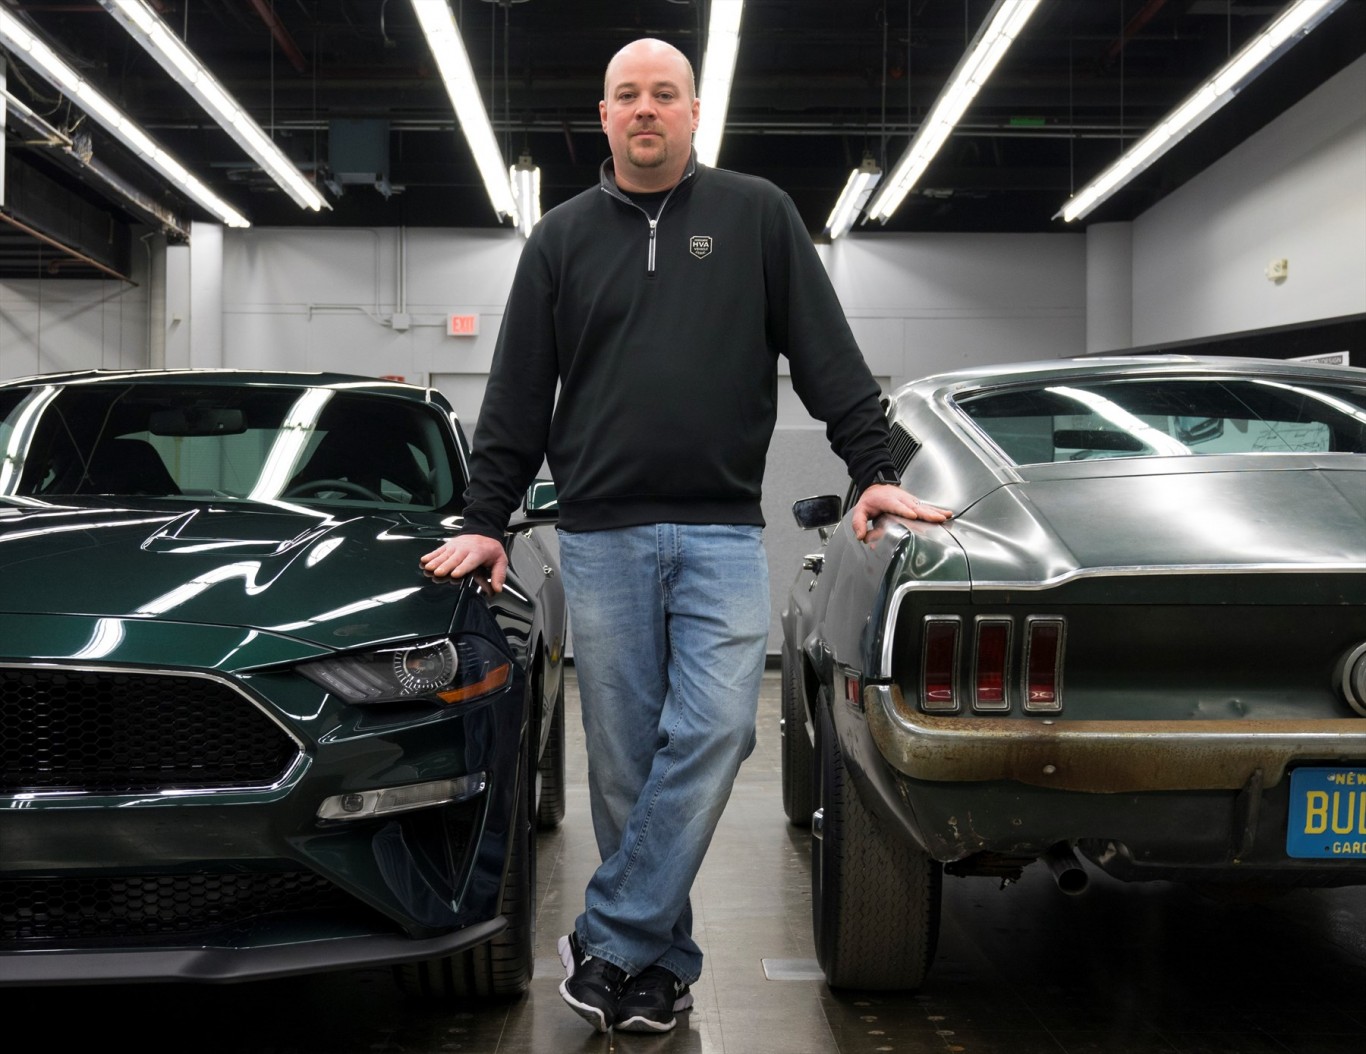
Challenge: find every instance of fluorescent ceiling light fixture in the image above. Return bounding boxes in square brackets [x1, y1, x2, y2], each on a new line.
[98, 0, 326, 212]
[693, 0, 744, 167]
[411, 0, 517, 222]
[1059, 0, 1344, 222]
[0, 8, 250, 227]
[824, 156, 882, 240]
[511, 154, 541, 238]
[865, 0, 1040, 224]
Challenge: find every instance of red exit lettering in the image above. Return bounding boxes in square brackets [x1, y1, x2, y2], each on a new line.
[447, 314, 480, 337]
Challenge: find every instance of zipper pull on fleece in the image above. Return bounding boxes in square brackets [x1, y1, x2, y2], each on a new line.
[647, 218, 658, 275]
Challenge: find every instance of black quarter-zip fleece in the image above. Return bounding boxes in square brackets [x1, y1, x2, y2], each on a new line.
[460, 157, 897, 537]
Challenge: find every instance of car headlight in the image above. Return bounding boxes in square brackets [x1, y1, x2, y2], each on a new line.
[302, 636, 512, 705]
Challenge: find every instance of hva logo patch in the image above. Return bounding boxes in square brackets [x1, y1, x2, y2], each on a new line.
[689, 235, 713, 259]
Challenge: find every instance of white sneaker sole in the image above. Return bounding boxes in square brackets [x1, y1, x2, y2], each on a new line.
[615, 990, 694, 1033]
[559, 980, 612, 1033]
[557, 933, 613, 1034]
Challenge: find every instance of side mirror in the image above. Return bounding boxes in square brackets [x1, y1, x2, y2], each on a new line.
[523, 479, 558, 517]
[507, 478, 559, 533]
[791, 494, 841, 532]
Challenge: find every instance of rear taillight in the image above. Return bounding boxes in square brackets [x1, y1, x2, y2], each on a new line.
[917, 614, 1064, 715]
[972, 618, 1012, 711]
[921, 617, 961, 712]
[1023, 617, 1065, 712]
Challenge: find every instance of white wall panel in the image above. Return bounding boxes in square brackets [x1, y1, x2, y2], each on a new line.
[402, 229, 524, 307]
[820, 232, 1087, 390]
[417, 323, 502, 379]
[164, 241, 191, 368]
[404, 231, 519, 383]
[225, 228, 394, 308]
[841, 316, 904, 377]
[222, 309, 310, 371]
[1132, 56, 1366, 344]
[900, 312, 1085, 380]
[187, 222, 224, 368]
[0, 278, 148, 377]
[821, 232, 1087, 312]
[302, 313, 417, 378]
[1086, 222, 1134, 353]
[0, 296, 40, 379]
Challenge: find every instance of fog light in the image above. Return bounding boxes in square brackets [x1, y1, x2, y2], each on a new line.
[317, 772, 487, 821]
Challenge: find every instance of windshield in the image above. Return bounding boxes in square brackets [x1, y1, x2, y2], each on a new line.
[0, 382, 464, 511]
[957, 376, 1366, 466]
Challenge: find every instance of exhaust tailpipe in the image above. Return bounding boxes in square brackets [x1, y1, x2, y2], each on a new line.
[1043, 843, 1089, 895]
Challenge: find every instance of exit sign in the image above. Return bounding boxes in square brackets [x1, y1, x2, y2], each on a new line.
[447, 313, 480, 337]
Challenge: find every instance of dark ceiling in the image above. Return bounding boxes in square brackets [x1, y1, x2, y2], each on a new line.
[1, 0, 1363, 280]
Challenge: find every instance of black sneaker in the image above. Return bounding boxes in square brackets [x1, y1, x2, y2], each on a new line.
[558, 933, 627, 1033]
[615, 964, 694, 1033]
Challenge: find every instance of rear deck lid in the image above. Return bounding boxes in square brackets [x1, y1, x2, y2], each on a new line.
[948, 458, 1366, 593]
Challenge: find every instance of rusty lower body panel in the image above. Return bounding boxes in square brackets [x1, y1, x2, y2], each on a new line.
[865, 683, 1366, 793]
[863, 683, 1366, 880]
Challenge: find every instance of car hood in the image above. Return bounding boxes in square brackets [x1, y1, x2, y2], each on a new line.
[945, 462, 1366, 586]
[0, 500, 467, 653]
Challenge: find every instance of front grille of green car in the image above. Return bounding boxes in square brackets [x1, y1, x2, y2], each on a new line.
[0, 870, 380, 945]
[0, 666, 300, 795]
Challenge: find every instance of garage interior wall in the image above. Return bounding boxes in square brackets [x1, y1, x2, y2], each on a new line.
[1, 53, 1363, 649]
[1132, 55, 1366, 345]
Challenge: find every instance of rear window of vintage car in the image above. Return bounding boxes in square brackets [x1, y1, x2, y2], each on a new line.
[956, 376, 1366, 465]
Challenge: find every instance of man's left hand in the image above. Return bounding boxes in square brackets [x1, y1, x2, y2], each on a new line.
[851, 484, 952, 541]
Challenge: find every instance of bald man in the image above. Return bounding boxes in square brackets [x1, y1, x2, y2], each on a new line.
[423, 38, 948, 1033]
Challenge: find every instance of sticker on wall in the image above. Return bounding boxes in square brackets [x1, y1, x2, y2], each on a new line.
[1291, 351, 1351, 367]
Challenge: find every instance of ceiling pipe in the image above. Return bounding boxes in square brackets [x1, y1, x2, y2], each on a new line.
[247, 0, 309, 74]
[0, 210, 135, 282]
[2, 87, 190, 237]
[1101, 0, 1169, 69]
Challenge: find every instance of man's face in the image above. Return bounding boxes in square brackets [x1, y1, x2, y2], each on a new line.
[599, 42, 700, 191]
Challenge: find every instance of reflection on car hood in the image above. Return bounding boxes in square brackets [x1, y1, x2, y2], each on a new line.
[0, 500, 465, 651]
[947, 464, 1366, 585]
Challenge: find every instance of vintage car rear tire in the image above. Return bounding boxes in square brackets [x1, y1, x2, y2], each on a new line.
[812, 699, 941, 990]
[394, 743, 536, 999]
[781, 643, 814, 827]
[536, 678, 567, 829]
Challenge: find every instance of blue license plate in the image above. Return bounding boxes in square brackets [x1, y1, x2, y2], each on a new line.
[1287, 768, 1366, 859]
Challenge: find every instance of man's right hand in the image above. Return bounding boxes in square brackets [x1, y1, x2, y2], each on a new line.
[420, 534, 509, 593]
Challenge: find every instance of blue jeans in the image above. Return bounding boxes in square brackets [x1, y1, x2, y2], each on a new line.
[557, 523, 769, 984]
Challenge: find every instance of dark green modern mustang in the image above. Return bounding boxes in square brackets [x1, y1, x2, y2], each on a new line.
[782, 355, 1366, 991]
[0, 370, 566, 995]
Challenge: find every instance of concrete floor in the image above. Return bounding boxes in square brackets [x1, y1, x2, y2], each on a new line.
[9, 670, 1366, 1052]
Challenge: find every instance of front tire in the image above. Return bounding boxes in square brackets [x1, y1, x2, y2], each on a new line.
[395, 741, 536, 999]
[812, 697, 941, 990]
[780, 643, 814, 827]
